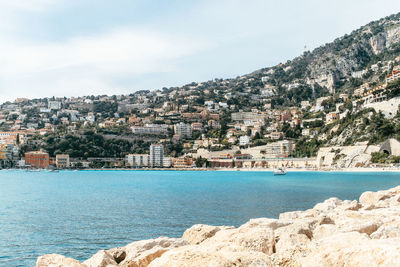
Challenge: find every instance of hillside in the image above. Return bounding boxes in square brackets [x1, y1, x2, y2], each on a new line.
[1, 12, 400, 168]
[241, 12, 400, 106]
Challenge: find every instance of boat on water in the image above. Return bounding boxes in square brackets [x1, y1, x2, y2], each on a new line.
[273, 168, 286, 175]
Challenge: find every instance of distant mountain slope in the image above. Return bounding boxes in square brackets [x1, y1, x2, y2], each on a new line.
[242, 12, 400, 106]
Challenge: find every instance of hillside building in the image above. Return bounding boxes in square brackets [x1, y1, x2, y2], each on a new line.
[326, 112, 339, 124]
[174, 122, 192, 139]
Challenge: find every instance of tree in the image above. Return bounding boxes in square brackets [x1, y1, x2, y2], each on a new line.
[195, 157, 208, 167]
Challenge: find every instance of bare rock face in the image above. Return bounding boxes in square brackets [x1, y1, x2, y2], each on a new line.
[370, 32, 386, 54]
[36, 254, 86, 267]
[36, 185, 400, 267]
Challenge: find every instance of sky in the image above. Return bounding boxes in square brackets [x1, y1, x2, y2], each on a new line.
[0, 0, 399, 103]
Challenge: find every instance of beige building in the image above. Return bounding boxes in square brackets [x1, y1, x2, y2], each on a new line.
[270, 132, 283, 140]
[265, 140, 294, 158]
[326, 112, 339, 124]
[56, 154, 70, 169]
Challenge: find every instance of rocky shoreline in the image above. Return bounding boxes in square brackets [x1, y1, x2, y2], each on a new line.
[36, 186, 400, 267]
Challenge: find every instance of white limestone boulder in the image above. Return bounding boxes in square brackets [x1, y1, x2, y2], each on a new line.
[299, 232, 400, 267]
[118, 236, 188, 267]
[182, 224, 234, 245]
[148, 243, 273, 267]
[83, 250, 117, 267]
[36, 254, 85, 267]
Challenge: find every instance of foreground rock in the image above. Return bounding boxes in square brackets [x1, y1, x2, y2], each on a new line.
[37, 185, 400, 267]
[36, 254, 86, 267]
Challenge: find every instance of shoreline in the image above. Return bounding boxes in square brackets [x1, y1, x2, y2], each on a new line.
[3, 167, 400, 172]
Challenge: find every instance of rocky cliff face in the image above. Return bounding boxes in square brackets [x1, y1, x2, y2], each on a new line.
[259, 13, 400, 95]
[36, 185, 400, 267]
[304, 19, 400, 92]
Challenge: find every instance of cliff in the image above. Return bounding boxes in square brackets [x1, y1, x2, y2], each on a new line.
[36, 185, 400, 267]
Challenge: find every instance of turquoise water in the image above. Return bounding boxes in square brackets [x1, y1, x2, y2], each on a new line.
[0, 170, 399, 266]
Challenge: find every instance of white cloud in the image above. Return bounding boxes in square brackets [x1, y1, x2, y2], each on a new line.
[1, 0, 400, 103]
[0, 0, 58, 11]
[0, 28, 212, 102]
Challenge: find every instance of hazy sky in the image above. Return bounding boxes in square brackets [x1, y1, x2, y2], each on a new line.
[0, 0, 399, 102]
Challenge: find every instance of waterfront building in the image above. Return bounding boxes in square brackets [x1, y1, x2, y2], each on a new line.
[125, 154, 149, 167]
[56, 154, 70, 168]
[264, 140, 294, 158]
[0, 145, 7, 160]
[173, 157, 194, 168]
[25, 151, 49, 169]
[163, 157, 171, 168]
[150, 144, 164, 167]
[208, 158, 234, 168]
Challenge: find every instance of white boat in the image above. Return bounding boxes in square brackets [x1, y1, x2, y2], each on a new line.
[273, 168, 286, 175]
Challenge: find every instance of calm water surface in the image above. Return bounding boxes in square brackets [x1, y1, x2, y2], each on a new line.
[0, 170, 399, 266]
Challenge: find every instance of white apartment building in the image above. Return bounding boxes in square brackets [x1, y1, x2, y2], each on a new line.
[125, 154, 150, 167]
[386, 69, 400, 84]
[150, 144, 164, 167]
[239, 136, 250, 146]
[174, 122, 192, 139]
[131, 124, 169, 135]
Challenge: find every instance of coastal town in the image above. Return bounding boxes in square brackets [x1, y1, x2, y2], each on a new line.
[1, 54, 400, 170]
[3, 5, 400, 267]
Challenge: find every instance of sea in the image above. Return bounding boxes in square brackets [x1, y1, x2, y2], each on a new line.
[0, 170, 399, 266]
